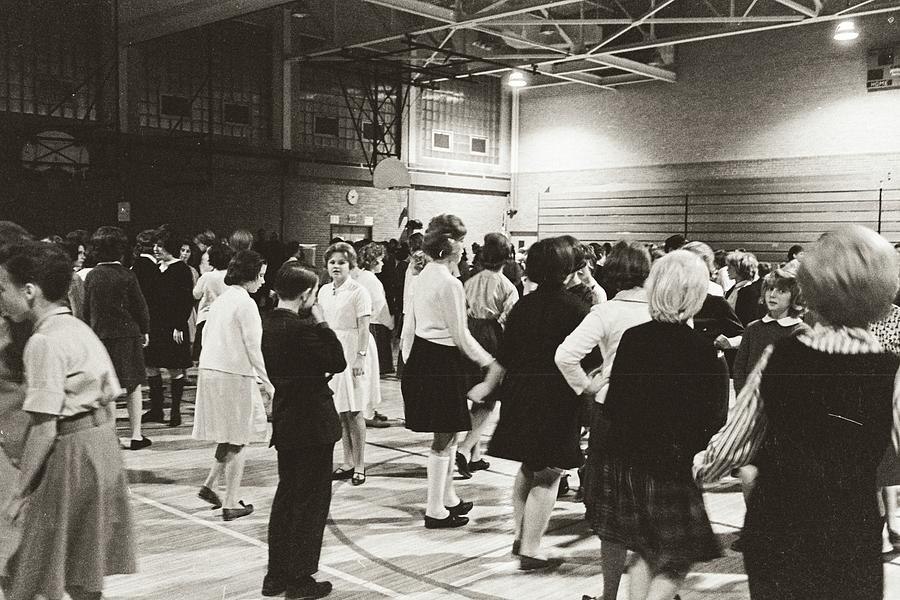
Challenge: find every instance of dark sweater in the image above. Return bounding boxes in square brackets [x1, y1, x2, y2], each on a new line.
[732, 318, 809, 393]
[603, 320, 730, 478]
[262, 309, 347, 451]
[83, 263, 150, 339]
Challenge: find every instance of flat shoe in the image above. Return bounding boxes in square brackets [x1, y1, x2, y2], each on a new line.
[261, 575, 287, 596]
[223, 503, 254, 521]
[446, 500, 473, 516]
[332, 467, 353, 480]
[286, 579, 332, 599]
[468, 458, 490, 471]
[351, 471, 366, 486]
[127, 436, 152, 450]
[455, 452, 472, 479]
[518, 555, 563, 571]
[198, 486, 222, 509]
[424, 514, 469, 529]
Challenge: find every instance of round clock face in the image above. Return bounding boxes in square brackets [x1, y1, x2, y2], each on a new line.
[346, 189, 359, 205]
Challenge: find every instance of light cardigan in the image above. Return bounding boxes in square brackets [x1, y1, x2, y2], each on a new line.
[193, 269, 228, 324]
[401, 261, 492, 367]
[555, 287, 651, 399]
[354, 269, 393, 329]
[198, 286, 271, 387]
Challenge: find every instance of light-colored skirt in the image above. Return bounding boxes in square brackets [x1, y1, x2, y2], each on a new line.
[192, 369, 268, 445]
[4, 416, 135, 599]
[331, 328, 380, 414]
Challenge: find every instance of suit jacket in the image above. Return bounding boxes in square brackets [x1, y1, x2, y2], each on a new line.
[262, 309, 346, 450]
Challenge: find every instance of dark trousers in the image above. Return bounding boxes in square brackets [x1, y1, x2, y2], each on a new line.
[267, 443, 335, 582]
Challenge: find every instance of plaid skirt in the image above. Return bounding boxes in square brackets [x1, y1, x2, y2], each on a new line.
[585, 451, 721, 574]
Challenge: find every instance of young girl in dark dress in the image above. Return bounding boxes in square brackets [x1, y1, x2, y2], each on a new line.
[143, 230, 194, 427]
[83, 226, 152, 450]
[471, 237, 590, 570]
[261, 262, 346, 600]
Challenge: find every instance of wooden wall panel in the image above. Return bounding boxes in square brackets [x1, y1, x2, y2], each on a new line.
[538, 184, 898, 263]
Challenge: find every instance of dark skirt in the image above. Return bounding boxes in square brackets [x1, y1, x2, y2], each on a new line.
[585, 450, 721, 574]
[401, 337, 471, 433]
[370, 323, 394, 375]
[101, 336, 146, 392]
[462, 317, 502, 397]
[488, 373, 584, 469]
[145, 325, 192, 369]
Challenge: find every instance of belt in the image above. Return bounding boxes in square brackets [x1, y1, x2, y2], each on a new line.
[57, 406, 111, 436]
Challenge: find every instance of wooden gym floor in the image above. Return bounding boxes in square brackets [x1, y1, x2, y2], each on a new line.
[2, 374, 899, 599]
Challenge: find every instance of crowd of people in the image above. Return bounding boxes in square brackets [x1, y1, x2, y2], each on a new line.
[0, 216, 898, 600]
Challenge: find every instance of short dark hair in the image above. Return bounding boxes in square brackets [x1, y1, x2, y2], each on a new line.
[207, 243, 234, 270]
[274, 262, 320, 300]
[422, 214, 466, 259]
[136, 229, 157, 253]
[604, 241, 651, 291]
[480, 232, 511, 270]
[525, 237, 574, 286]
[664, 234, 686, 253]
[0, 222, 31, 248]
[153, 229, 182, 257]
[0, 241, 73, 303]
[224, 250, 265, 286]
[787, 244, 804, 261]
[358, 242, 385, 271]
[92, 226, 129, 262]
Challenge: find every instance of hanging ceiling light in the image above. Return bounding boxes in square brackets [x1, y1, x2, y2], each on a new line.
[539, 24, 555, 36]
[833, 20, 859, 41]
[507, 71, 527, 88]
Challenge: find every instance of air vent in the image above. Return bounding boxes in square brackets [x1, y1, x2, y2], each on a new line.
[470, 136, 487, 155]
[432, 130, 452, 151]
[314, 115, 339, 136]
[160, 95, 191, 117]
[224, 103, 250, 124]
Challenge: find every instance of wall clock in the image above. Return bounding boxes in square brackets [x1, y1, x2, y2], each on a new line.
[346, 189, 359, 205]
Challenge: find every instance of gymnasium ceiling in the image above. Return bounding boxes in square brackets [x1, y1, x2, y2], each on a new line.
[119, 0, 900, 90]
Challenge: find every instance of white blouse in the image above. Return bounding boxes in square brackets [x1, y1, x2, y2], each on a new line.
[354, 269, 393, 329]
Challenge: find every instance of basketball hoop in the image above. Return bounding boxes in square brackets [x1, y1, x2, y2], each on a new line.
[21, 131, 89, 176]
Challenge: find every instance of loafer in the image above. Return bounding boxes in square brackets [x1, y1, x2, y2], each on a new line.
[141, 411, 164, 423]
[168, 414, 182, 427]
[332, 467, 353, 481]
[365, 418, 390, 428]
[262, 574, 287, 597]
[424, 514, 469, 529]
[455, 452, 472, 479]
[373, 411, 389, 422]
[223, 503, 254, 521]
[351, 470, 366, 486]
[468, 459, 490, 472]
[446, 500, 473, 516]
[286, 578, 332, 599]
[518, 555, 563, 571]
[127, 436, 152, 450]
[198, 486, 222, 509]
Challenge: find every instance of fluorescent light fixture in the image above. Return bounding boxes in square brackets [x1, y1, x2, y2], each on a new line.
[507, 71, 527, 87]
[833, 20, 859, 41]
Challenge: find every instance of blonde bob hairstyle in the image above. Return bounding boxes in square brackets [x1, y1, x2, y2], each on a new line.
[646, 250, 710, 324]
[797, 225, 899, 328]
[324, 241, 358, 269]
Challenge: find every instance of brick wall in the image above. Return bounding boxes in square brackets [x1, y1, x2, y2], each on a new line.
[514, 16, 900, 233]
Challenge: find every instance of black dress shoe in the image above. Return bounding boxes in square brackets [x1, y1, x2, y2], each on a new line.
[286, 578, 332, 599]
[424, 514, 469, 529]
[262, 574, 286, 596]
[468, 459, 490, 472]
[455, 452, 472, 479]
[198, 486, 222, 509]
[141, 411, 164, 423]
[223, 503, 254, 521]
[518, 555, 563, 571]
[446, 500, 473, 516]
[127, 436, 152, 450]
[168, 414, 182, 427]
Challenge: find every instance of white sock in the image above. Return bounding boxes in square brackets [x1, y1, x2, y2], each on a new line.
[426, 453, 450, 519]
[444, 444, 461, 507]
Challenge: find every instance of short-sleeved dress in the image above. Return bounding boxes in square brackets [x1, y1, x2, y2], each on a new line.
[318, 277, 380, 413]
[5, 307, 135, 600]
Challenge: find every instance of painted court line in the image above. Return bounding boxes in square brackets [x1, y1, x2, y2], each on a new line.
[132, 492, 404, 598]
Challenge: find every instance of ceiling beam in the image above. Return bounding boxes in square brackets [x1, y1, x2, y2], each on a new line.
[483, 16, 808, 25]
[360, 0, 456, 23]
[586, 0, 679, 54]
[771, 0, 819, 18]
[119, 0, 290, 45]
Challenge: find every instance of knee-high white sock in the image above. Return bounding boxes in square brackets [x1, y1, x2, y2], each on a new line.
[443, 444, 461, 507]
[426, 453, 450, 519]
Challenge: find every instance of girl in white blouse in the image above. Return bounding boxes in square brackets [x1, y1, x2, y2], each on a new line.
[401, 215, 500, 529]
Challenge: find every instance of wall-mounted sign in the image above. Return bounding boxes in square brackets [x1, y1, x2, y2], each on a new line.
[866, 46, 900, 92]
[347, 213, 359, 224]
[364, 216, 374, 226]
[329, 215, 340, 224]
[117, 202, 131, 222]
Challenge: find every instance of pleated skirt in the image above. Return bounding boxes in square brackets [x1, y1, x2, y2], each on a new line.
[4, 418, 135, 599]
[401, 337, 471, 433]
[192, 369, 268, 445]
